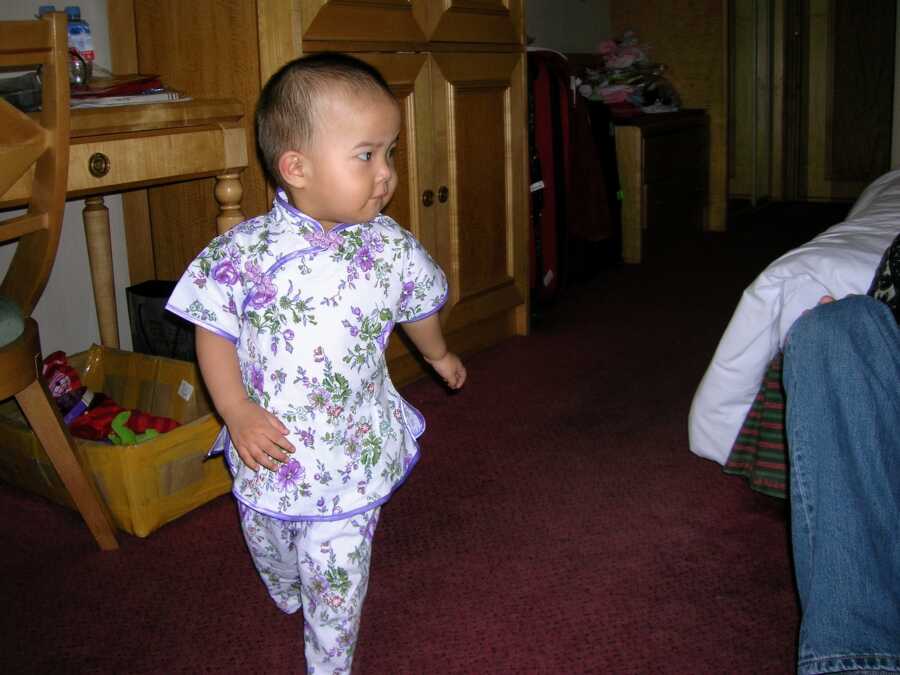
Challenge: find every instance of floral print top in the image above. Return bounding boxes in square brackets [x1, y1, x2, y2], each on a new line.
[166, 189, 448, 521]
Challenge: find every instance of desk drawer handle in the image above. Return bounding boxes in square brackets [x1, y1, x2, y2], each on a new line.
[88, 152, 110, 178]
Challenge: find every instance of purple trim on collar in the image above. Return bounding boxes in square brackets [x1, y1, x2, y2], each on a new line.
[397, 287, 449, 324]
[274, 188, 363, 236]
[275, 189, 323, 232]
[165, 303, 238, 344]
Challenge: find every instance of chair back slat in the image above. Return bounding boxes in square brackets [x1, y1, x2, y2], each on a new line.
[0, 52, 53, 69]
[0, 21, 53, 70]
[0, 105, 47, 196]
[0, 21, 52, 58]
[0, 12, 70, 317]
[0, 212, 48, 244]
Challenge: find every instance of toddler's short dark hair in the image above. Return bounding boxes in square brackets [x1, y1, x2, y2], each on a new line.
[255, 52, 394, 188]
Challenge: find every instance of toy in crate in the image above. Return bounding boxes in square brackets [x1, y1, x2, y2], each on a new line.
[0, 345, 229, 537]
[42, 349, 181, 443]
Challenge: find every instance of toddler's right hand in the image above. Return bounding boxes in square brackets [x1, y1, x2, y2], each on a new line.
[221, 399, 295, 472]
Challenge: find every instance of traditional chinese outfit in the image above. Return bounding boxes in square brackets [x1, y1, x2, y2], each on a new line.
[166, 189, 447, 672]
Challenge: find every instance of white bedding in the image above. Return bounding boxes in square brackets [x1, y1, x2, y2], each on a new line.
[689, 169, 900, 464]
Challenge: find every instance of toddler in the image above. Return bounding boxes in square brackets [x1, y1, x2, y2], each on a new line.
[166, 52, 466, 673]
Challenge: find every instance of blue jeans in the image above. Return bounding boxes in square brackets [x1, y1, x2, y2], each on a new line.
[784, 295, 900, 675]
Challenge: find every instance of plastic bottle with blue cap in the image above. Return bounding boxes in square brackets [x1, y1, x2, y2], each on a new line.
[38, 4, 94, 83]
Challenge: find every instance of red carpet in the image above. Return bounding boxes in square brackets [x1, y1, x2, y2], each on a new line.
[0, 220, 825, 674]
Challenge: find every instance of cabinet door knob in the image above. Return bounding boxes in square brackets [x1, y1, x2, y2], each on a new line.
[422, 189, 435, 207]
[437, 185, 449, 203]
[88, 152, 110, 178]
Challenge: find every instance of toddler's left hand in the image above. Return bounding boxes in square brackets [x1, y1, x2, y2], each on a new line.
[427, 352, 466, 390]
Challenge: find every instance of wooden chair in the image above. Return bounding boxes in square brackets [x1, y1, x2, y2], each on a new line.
[0, 13, 117, 550]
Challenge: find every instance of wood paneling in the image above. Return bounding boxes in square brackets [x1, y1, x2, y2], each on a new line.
[298, 0, 426, 46]
[454, 85, 508, 295]
[420, 0, 522, 45]
[115, 0, 529, 383]
[728, 0, 776, 202]
[803, 0, 895, 200]
[829, 0, 895, 184]
[355, 53, 434, 252]
[431, 52, 527, 333]
[611, 0, 728, 231]
[131, 0, 268, 279]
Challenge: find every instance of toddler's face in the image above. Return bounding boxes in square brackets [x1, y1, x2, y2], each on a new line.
[290, 89, 401, 230]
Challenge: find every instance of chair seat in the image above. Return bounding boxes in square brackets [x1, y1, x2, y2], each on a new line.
[1, 317, 42, 401]
[0, 295, 25, 347]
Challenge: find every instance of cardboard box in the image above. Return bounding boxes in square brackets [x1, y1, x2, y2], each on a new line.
[0, 345, 230, 537]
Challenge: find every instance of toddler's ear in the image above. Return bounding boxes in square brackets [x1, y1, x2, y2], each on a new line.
[278, 150, 307, 189]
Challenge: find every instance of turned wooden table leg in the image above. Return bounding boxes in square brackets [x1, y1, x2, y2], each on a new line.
[615, 126, 644, 264]
[215, 171, 245, 234]
[82, 196, 120, 348]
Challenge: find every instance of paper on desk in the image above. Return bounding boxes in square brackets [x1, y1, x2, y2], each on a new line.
[71, 91, 191, 108]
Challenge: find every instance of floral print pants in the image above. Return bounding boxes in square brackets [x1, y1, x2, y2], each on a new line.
[240, 505, 381, 674]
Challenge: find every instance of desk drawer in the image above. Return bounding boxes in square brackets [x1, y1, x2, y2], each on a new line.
[1, 126, 246, 203]
[69, 126, 247, 196]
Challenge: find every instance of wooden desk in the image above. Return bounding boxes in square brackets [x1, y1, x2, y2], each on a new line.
[614, 110, 709, 263]
[0, 98, 247, 347]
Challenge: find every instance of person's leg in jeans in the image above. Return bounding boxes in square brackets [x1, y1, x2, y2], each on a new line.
[784, 295, 900, 675]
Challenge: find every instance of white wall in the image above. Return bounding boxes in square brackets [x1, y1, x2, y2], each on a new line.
[525, 0, 611, 52]
[1, 0, 133, 355]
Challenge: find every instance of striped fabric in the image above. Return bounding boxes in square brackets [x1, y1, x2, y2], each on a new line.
[723, 353, 788, 499]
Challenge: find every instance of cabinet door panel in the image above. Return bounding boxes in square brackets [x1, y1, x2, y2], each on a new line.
[430, 52, 528, 333]
[456, 92, 508, 295]
[353, 54, 436, 372]
[804, 0, 895, 200]
[354, 54, 434, 252]
[298, 0, 426, 47]
[417, 0, 522, 45]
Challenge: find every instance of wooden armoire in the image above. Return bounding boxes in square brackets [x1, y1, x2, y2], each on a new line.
[729, 0, 896, 204]
[109, 1, 530, 385]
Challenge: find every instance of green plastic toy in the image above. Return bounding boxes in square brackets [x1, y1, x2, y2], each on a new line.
[108, 411, 160, 445]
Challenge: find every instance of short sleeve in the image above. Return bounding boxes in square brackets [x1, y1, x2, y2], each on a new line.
[165, 232, 244, 342]
[396, 228, 448, 323]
